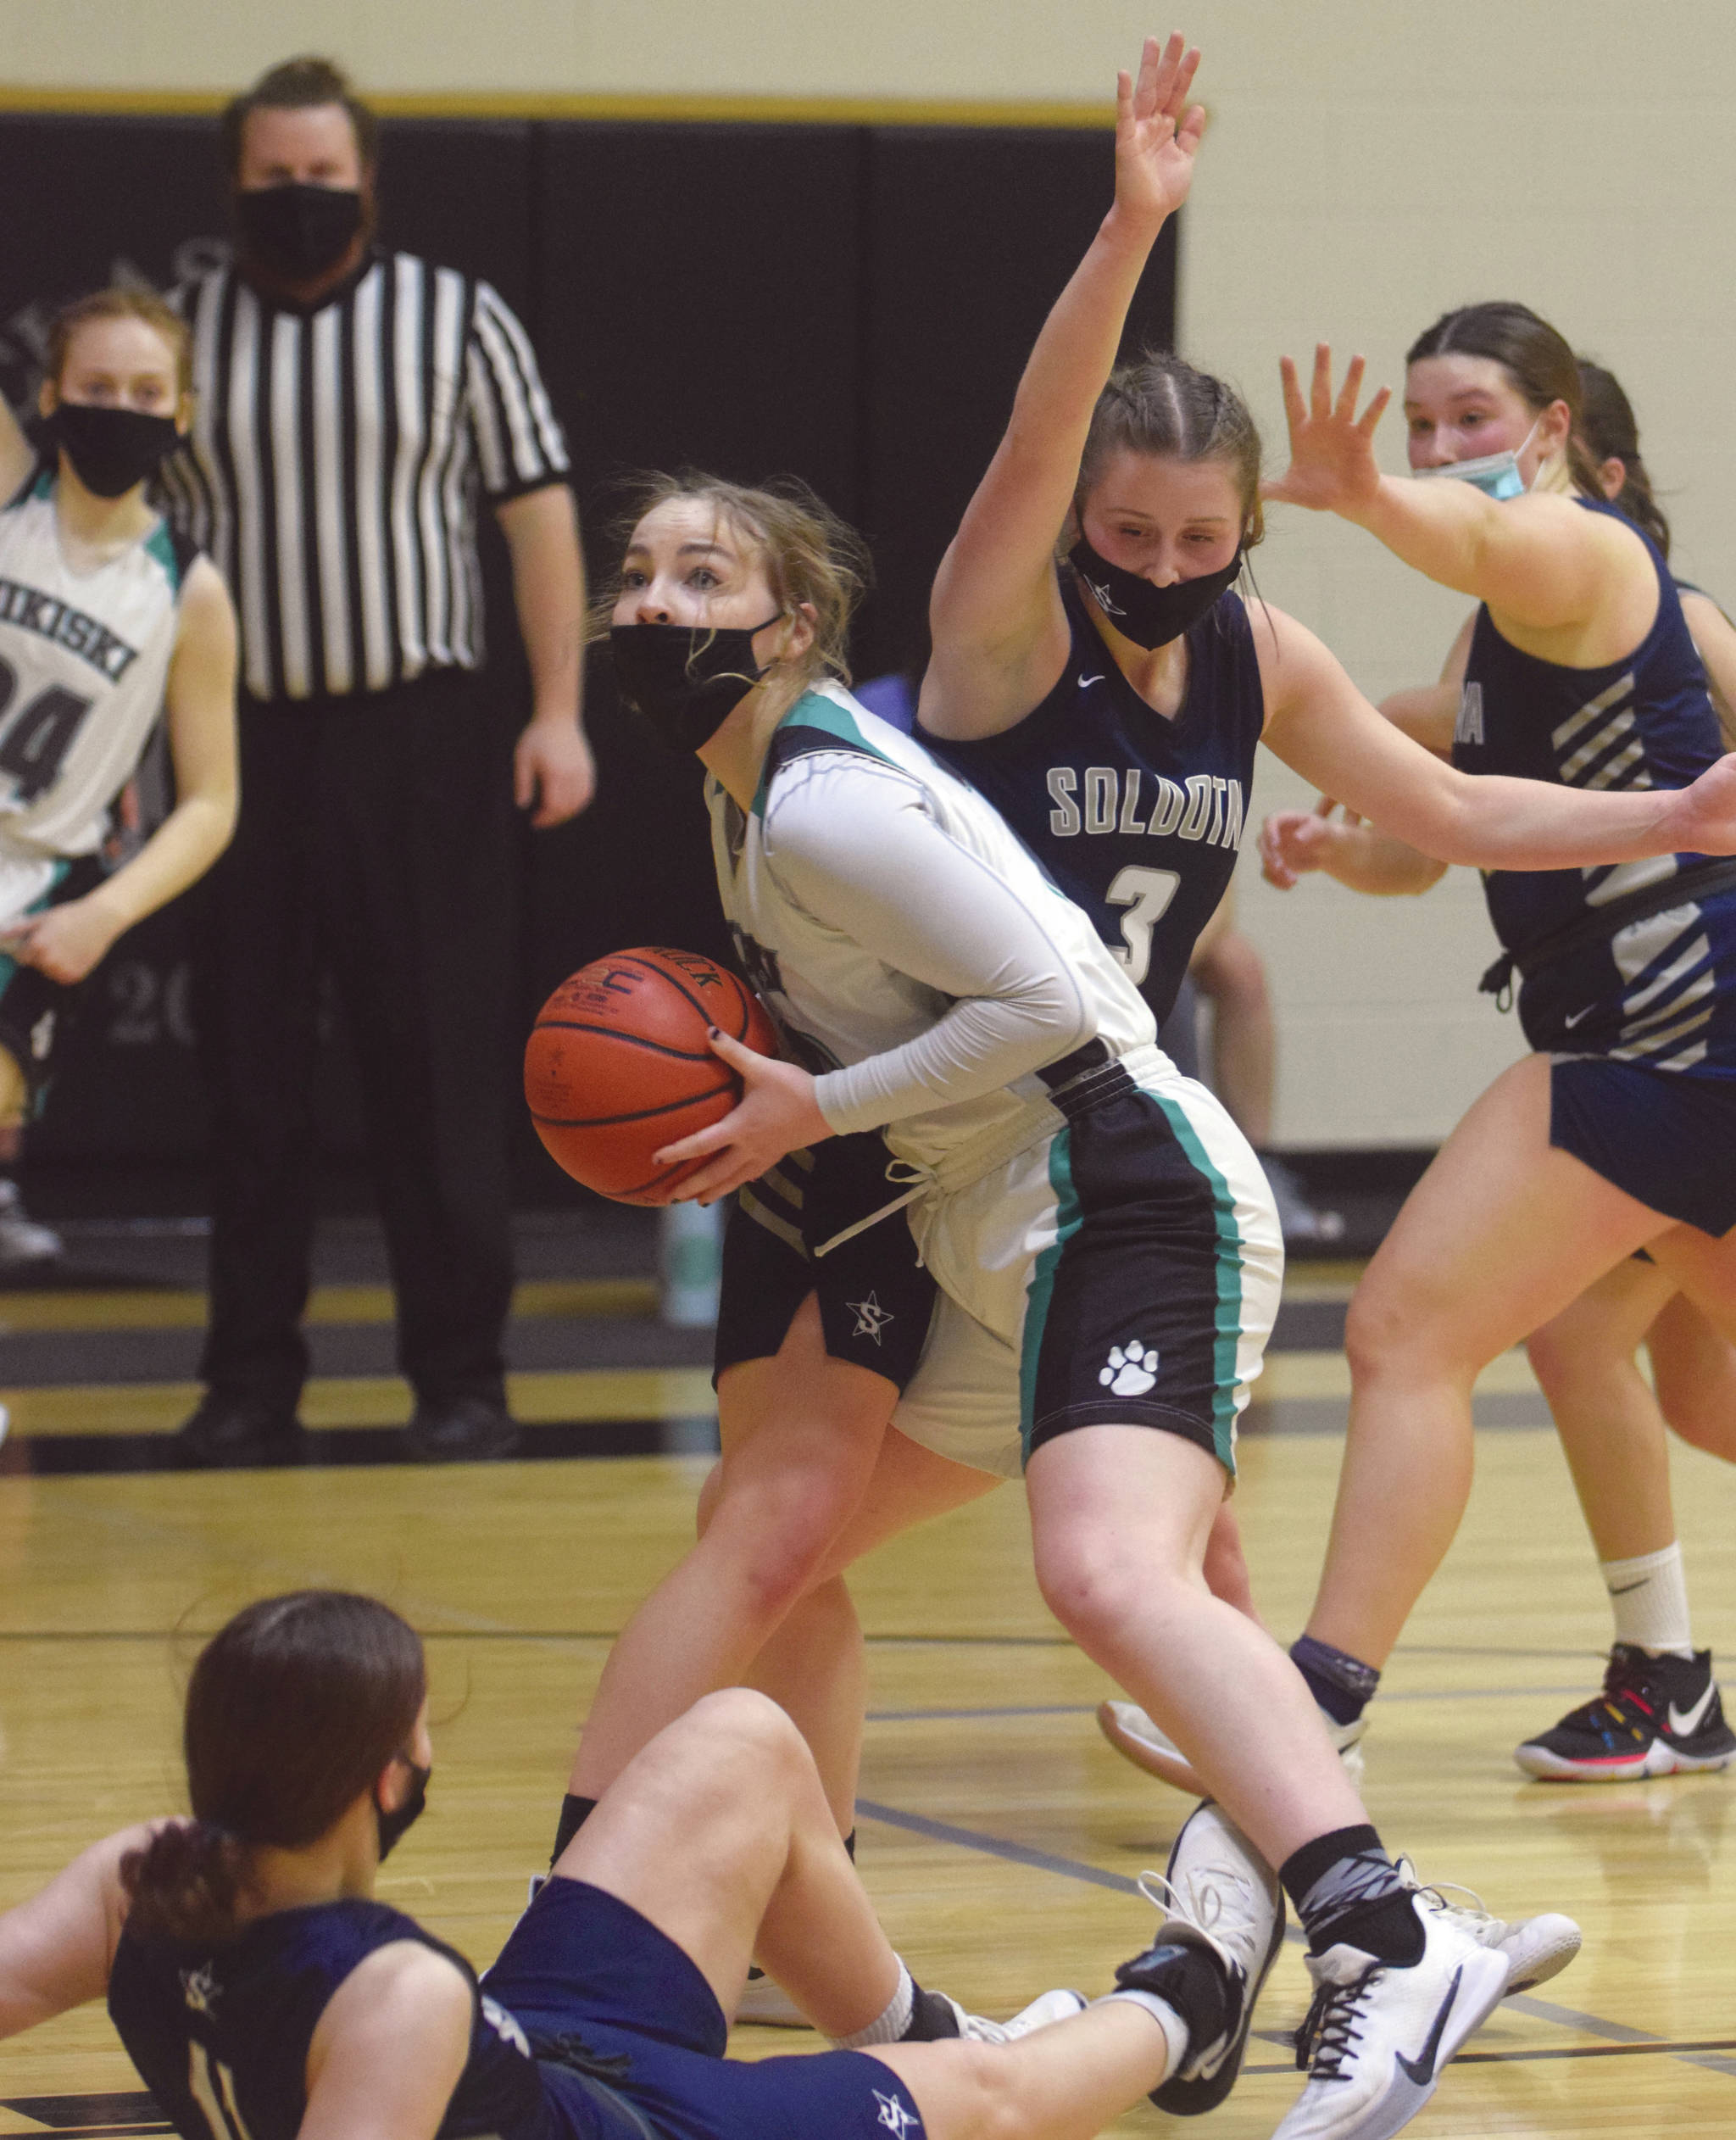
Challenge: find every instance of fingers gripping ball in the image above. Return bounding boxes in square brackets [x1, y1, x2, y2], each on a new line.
[526, 949, 778, 1205]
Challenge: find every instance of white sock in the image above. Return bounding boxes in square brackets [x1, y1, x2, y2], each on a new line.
[1099, 1989, 1189, 2079]
[834, 1959, 915, 2048]
[1601, 1542, 1694, 1658]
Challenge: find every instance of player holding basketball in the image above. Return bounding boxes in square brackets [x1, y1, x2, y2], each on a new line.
[0, 291, 237, 1262]
[1255, 332, 1736, 1785]
[553, 37, 1736, 2133]
[1240, 303, 1736, 1797]
[0, 1587, 1289, 2140]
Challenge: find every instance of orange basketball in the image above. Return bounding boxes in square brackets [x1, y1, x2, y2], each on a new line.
[525, 947, 779, 1204]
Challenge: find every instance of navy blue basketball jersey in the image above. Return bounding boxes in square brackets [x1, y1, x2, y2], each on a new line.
[921, 572, 1264, 1029]
[1453, 497, 1736, 1072]
[108, 1897, 590, 2140]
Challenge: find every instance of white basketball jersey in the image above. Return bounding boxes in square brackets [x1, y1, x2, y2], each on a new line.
[0, 471, 187, 865]
[709, 683, 1158, 1170]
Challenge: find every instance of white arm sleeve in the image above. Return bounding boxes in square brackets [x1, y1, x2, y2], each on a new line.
[761, 759, 1093, 1134]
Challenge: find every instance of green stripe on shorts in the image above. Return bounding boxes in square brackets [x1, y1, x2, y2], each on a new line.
[1017, 1124, 1083, 1463]
[1144, 1087, 1245, 1469]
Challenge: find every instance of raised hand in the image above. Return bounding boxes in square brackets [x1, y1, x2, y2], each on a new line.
[1113, 33, 1207, 230]
[1262, 346, 1392, 517]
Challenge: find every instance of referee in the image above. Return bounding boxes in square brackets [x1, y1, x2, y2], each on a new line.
[164, 56, 593, 1463]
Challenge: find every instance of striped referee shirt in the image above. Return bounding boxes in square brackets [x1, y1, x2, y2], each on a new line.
[161, 251, 569, 702]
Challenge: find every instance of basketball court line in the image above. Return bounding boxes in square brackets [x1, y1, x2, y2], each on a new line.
[0, 1278, 656, 1333]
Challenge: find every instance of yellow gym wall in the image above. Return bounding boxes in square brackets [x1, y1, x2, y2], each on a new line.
[8, 0, 1735, 1146]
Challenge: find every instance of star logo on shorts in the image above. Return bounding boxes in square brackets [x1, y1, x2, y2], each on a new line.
[874, 2091, 921, 2138]
[848, 1291, 894, 1345]
[180, 1962, 220, 2016]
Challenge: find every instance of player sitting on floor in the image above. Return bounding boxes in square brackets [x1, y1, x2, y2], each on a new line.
[0, 1587, 1283, 2140]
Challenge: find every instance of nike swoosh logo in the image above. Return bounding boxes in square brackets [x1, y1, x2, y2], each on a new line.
[1608, 1580, 1649, 1596]
[1563, 1006, 1596, 1028]
[1078, 674, 1105, 688]
[1669, 1683, 1718, 1736]
[1395, 1965, 1461, 2086]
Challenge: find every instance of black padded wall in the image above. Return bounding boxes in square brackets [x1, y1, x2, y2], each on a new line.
[0, 109, 1175, 1190]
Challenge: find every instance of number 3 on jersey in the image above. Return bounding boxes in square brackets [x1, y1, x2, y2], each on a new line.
[1105, 864, 1180, 986]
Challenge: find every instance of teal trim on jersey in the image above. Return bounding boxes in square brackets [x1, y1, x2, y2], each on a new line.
[31, 468, 53, 503]
[1144, 1083, 1244, 1468]
[1018, 1124, 1084, 1465]
[751, 690, 898, 818]
[145, 517, 181, 590]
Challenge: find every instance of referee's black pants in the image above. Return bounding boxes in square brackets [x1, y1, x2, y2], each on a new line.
[191, 667, 516, 1416]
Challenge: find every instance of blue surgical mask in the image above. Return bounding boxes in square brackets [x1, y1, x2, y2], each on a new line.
[1413, 415, 1543, 502]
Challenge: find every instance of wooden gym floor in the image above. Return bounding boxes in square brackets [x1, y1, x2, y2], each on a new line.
[1, 1224, 1733, 2137]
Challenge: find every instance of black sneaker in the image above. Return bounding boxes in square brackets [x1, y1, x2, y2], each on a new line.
[404, 1397, 520, 1462]
[1515, 1644, 1736, 1781]
[1116, 1800, 1285, 2115]
[174, 1394, 303, 1468]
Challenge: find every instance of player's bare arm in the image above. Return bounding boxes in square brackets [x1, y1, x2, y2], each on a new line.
[923, 36, 1205, 739]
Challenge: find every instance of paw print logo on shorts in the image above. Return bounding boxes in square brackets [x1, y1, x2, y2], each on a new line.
[1100, 1342, 1160, 1396]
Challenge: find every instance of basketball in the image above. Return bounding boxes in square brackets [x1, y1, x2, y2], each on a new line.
[525, 947, 779, 1204]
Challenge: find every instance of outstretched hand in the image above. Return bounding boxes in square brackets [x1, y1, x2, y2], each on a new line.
[1113, 33, 1207, 229]
[1261, 346, 1391, 518]
[653, 1028, 833, 1205]
[1258, 797, 1365, 889]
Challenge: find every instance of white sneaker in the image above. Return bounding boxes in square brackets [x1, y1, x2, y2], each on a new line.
[1394, 1859, 1580, 1997]
[1274, 1904, 1509, 2140]
[939, 1987, 1089, 2043]
[1099, 1699, 1366, 1796]
[0, 1181, 61, 1267]
[1125, 1799, 1285, 2115]
[742, 1976, 1087, 2037]
[734, 1970, 810, 2027]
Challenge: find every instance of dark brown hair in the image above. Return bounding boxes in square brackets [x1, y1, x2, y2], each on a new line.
[1405, 302, 1605, 502]
[47, 289, 193, 398]
[221, 56, 379, 181]
[592, 471, 872, 688]
[1076, 350, 1265, 549]
[121, 1592, 425, 1945]
[1576, 358, 1672, 560]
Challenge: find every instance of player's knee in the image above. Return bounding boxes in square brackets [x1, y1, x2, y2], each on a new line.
[1032, 1531, 1146, 1648]
[1523, 1317, 1586, 1398]
[1343, 1281, 1427, 1378]
[676, 1689, 808, 1792]
[711, 1474, 857, 1614]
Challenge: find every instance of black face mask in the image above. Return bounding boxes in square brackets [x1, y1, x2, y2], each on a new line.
[1068, 535, 1243, 650]
[375, 1759, 431, 1862]
[236, 183, 366, 284]
[610, 617, 783, 753]
[49, 403, 182, 499]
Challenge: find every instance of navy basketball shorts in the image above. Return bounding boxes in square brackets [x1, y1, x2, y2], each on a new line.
[893, 1044, 1283, 1480]
[1550, 1054, 1736, 1237]
[0, 853, 107, 1115]
[715, 1129, 938, 1390]
[484, 1876, 929, 2140]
